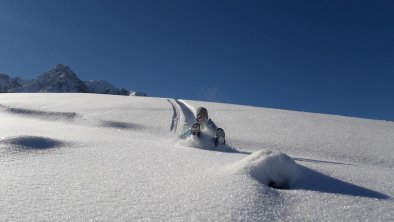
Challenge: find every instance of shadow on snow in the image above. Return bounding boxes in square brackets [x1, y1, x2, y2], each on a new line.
[100, 120, 144, 130]
[1, 135, 66, 150]
[294, 157, 357, 166]
[293, 165, 390, 200]
[1, 105, 79, 120]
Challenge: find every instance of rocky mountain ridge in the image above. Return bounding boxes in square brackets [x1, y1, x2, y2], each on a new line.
[0, 64, 145, 96]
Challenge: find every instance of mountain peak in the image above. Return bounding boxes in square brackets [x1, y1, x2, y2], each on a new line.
[43, 64, 78, 79]
[34, 64, 88, 93]
[0, 73, 10, 80]
[1, 64, 146, 96]
[54, 63, 70, 70]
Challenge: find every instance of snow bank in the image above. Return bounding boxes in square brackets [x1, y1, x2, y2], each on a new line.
[229, 149, 302, 189]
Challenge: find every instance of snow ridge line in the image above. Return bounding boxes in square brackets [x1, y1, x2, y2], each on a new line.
[177, 99, 196, 115]
[175, 100, 196, 133]
[167, 99, 180, 133]
[167, 99, 197, 135]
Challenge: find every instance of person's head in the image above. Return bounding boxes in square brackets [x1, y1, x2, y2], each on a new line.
[196, 107, 208, 124]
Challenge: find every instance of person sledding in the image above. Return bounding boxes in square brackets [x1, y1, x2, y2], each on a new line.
[180, 107, 225, 146]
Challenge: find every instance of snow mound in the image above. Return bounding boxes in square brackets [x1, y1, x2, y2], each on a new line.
[1, 136, 66, 150]
[229, 149, 302, 189]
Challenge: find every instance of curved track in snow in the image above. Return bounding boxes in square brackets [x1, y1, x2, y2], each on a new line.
[167, 99, 180, 133]
[167, 99, 196, 135]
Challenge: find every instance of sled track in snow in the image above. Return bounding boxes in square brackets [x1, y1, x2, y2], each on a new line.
[167, 99, 180, 133]
[176, 100, 196, 129]
[167, 99, 196, 134]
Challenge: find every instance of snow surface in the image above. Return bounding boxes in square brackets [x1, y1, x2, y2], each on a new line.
[0, 93, 393, 221]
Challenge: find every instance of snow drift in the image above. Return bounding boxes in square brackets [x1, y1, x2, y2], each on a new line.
[228, 149, 302, 189]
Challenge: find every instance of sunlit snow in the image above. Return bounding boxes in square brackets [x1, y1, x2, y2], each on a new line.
[0, 93, 393, 221]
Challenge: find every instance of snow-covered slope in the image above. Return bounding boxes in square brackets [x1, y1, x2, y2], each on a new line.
[0, 93, 393, 221]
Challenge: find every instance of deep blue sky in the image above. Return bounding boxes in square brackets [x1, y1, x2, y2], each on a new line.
[0, 0, 393, 121]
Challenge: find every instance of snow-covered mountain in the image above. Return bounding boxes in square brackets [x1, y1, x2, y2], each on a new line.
[10, 64, 89, 93]
[0, 93, 392, 221]
[0, 74, 24, 93]
[85, 80, 129, 95]
[129, 91, 148, 96]
[2, 64, 144, 96]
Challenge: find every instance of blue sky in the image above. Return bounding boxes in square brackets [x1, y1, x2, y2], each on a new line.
[0, 0, 393, 121]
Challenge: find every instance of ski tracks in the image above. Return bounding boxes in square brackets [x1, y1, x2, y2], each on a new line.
[167, 99, 196, 135]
